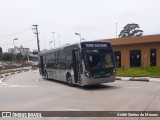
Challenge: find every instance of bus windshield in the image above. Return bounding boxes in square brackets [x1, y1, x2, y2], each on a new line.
[84, 49, 114, 70]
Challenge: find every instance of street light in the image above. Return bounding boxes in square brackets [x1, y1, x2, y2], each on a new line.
[52, 32, 55, 47]
[49, 41, 53, 49]
[13, 38, 18, 48]
[58, 35, 60, 46]
[13, 38, 18, 67]
[116, 22, 118, 38]
[75, 33, 81, 42]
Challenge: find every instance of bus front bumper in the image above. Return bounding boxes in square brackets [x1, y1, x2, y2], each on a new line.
[81, 75, 116, 86]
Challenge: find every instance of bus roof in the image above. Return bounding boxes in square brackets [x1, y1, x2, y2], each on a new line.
[39, 43, 79, 55]
[39, 41, 111, 55]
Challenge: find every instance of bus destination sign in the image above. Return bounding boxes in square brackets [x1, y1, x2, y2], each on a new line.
[85, 43, 107, 47]
[85, 43, 107, 48]
[81, 42, 111, 49]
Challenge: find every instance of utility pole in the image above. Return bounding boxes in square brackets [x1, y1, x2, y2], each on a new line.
[116, 23, 118, 38]
[52, 32, 55, 47]
[13, 38, 18, 65]
[75, 33, 81, 42]
[32, 25, 40, 52]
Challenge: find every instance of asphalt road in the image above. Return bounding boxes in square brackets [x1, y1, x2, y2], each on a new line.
[0, 70, 160, 120]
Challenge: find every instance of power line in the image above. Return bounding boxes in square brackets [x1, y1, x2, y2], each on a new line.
[0, 26, 31, 39]
[0, 37, 36, 47]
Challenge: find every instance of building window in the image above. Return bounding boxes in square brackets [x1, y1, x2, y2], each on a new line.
[130, 50, 141, 67]
[150, 48, 156, 66]
[114, 51, 121, 68]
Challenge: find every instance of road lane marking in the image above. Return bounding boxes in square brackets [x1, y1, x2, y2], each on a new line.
[126, 87, 142, 89]
[0, 84, 37, 88]
[0, 78, 37, 88]
[9, 85, 37, 88]
[0, 78, 4, 83]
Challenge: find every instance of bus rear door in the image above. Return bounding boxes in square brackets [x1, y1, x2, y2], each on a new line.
[40, 56, 44, 76]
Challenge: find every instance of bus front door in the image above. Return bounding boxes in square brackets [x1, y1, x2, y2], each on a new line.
[72, 50, 82, 83]
[40, 56, 44, 76]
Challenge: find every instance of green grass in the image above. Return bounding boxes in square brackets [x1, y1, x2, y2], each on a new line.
[0, 70, 17, 75]
[116, 66, 160, 77]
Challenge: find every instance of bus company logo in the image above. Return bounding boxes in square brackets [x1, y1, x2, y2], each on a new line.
[2, 112, 11, 117]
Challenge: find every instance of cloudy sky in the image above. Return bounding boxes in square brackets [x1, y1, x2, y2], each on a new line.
[0, 0, 160, 51]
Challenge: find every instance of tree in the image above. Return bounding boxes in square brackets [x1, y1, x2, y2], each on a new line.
[0, 47, 2, 54]
[0, 47, 2, 60]
[118, 23, 143, 38]
[22, 54, 28, 60]
[2, 53, 12, 61]
[16, 53, 28, 61]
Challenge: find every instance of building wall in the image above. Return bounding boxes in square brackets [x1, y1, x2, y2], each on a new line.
[8, 47, 30, 54]
[112, 42, 160, 68]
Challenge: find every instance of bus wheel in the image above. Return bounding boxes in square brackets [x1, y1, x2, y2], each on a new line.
[67, 74, 73, 86]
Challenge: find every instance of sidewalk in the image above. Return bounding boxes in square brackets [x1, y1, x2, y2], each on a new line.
[116, 76, 160, 83]
[0, 66, 33, 78]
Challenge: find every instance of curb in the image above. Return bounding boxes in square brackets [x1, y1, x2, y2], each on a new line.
[129, 77, 149, 82]
[0, 77, 4, 83]
[116, 77, 160, 83]
[0, 67, 34, 79]
[116, 77, 121, 80]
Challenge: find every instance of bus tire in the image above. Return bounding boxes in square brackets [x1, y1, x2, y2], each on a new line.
[67, 74, 73, 86]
